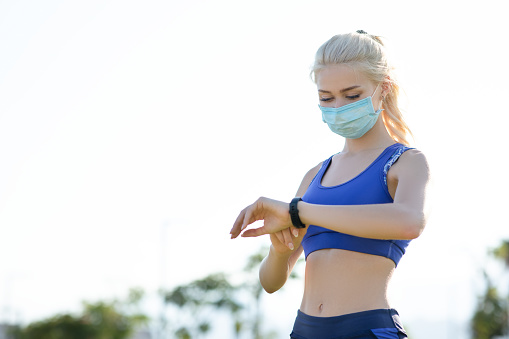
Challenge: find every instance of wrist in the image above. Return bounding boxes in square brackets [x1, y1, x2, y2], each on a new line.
[289, 197, 306, 229]
[269, 244, 294, 258]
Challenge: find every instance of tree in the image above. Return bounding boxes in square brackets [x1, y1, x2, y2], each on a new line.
[492, 240, 509, 269]
[163, 273, 242, 338]
[161, 246, 303, 339]
[471, 272, 508, 339]
[471, 240, 509, 339]
[11, 288, 148, 339]
[241, 247, 303, 339]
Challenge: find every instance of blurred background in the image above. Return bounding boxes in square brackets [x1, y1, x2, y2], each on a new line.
[1, 0, 508, 338]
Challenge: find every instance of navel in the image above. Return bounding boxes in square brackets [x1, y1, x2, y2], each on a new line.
[318, 303, 324, 313]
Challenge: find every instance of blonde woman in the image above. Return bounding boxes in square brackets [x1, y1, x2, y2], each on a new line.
[230, 30, 430, 339]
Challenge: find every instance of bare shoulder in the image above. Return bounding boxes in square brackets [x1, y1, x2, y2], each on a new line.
[304, 161, 323, 182]
[295, 161, 323, 197]
[393, 148, 430, 180]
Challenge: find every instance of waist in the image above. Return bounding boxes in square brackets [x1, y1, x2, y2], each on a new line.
[295, 308, 400, 328]
[301, 249, 394, 317]
[290, 308, 406, 339]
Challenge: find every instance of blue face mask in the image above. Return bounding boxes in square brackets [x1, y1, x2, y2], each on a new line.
[319, 85, 383, 139]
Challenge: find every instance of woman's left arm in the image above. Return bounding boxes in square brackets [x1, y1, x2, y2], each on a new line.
[299, 150, 430, 239]
[231, 150, 431, 241]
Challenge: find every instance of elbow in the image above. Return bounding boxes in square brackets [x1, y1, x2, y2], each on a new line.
[259, 271, 283, 294]
[259, 278, 282, 294]
[402, 212, 426, 240]
[262, 286, 279, 294]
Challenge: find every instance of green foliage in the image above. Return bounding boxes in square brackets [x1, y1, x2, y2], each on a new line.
[471, 279, 508, 339]
[175, 327, 191, 339]
[11, 314, 94, 339]
[491, 240, 509, 268]
[163, 273, 242, 338]
[164, 273, 242, 314]
[162, 246, 303, 339]
[471, 240, 509, 339]
[12, 288, 148, 339]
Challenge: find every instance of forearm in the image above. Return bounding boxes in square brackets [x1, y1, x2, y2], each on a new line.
[299, 202, 425, 240]
[259, 245, 293, 294]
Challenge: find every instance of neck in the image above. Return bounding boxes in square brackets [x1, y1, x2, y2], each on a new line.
[341, 118, 395, 154]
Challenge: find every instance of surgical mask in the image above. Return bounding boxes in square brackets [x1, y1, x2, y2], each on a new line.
[319, 85, 383, 139]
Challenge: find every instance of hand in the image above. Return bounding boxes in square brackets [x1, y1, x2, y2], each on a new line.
[230, 197, 299, 240]
[270, 227, 306, 253]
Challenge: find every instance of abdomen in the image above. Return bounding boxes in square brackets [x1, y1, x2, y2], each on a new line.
[300, 248, 395, 317]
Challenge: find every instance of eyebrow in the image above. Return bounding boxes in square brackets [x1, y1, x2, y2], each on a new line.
[318, 85, 362, 94]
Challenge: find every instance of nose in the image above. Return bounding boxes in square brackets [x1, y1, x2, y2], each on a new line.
[332, 99, 343, 108]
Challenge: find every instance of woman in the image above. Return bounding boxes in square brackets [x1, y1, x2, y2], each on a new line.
[230, 30, 430, 339]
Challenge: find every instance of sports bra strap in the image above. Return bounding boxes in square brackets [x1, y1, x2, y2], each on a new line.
[383, 145, 414, 186]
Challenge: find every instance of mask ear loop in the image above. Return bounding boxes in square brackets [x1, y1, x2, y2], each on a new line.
[372, 83, 384, 112]
[379, 95, 385, 111]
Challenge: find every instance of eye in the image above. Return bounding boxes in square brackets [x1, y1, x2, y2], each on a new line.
[320, 97, 333, 102]
[346, 94, 360, 100]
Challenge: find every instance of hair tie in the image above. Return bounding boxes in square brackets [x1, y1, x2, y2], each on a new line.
[356, 30, 368, 34]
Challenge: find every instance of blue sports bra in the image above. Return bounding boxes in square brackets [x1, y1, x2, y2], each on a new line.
[301, 143, 413, 267]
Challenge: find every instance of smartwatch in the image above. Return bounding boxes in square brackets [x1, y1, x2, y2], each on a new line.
[289, 197, 306, 229]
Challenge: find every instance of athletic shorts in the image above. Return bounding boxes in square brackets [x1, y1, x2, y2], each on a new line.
[290, 308, 408, 339]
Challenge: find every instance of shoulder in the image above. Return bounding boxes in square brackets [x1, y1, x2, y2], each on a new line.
[295, 161, 324, 197]
[399, 148, 429, 168]
[305, 161, 324, 181]
[392, 148, 430, 180]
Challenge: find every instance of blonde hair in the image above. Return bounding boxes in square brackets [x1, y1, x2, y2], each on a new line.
[311, 31, 413, 145]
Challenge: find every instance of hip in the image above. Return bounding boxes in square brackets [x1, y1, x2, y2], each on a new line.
[290, 308, 407, 339]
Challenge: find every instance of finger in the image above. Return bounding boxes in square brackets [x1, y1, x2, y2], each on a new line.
[241, 207, 253, 232]
[275, 231, 285, 245]
[241, 225, 268, 238]
[291, 227, 299, 238]
[230, 209, 247, 239]
[282, 229, 294, 250]
[240, 202, 260, 231]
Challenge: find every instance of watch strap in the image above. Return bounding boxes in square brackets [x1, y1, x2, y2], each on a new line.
[289, 197, 306, 229]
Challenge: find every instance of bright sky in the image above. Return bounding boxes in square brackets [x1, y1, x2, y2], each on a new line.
[1, 0, 508, 338]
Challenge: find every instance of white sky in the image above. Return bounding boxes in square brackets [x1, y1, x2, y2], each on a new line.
[1, 0, 508, 338]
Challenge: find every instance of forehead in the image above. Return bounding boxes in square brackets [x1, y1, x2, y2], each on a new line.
[316, 64, 371, 90]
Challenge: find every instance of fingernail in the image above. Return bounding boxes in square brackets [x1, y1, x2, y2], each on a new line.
[293, 230, 299, 238]
[288, 243, 294, 250]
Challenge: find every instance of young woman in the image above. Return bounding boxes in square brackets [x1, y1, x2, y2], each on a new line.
[230, 30, 430, 339]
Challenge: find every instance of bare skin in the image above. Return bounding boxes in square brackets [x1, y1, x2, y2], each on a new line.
[230, 64, 431, 317]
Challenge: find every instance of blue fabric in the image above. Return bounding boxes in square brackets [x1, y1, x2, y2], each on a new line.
[290, 308, 407, 339]
[301, 143, 413, 267]
[319, 91, 383, 139]
[371, 328, 399, 338]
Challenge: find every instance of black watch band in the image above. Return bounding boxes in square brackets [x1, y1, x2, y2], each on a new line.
[289, 197, 306, 229]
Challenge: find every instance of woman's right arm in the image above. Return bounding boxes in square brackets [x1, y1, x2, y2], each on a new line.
[258, 163, 321, 294]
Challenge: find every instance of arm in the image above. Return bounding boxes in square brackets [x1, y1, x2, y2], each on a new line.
[259, 243, 303, 294]
[258, 164, 321, 293]
[298, 149, 430, 240]
[231, 150, 430, 241]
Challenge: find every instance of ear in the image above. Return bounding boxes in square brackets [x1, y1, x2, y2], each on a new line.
[381, 76, 392, 98]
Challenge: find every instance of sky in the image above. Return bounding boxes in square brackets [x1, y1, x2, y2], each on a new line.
[1, 0, 508, 338]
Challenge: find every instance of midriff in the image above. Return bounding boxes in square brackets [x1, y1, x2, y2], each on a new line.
[300, 248, 395, 317]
